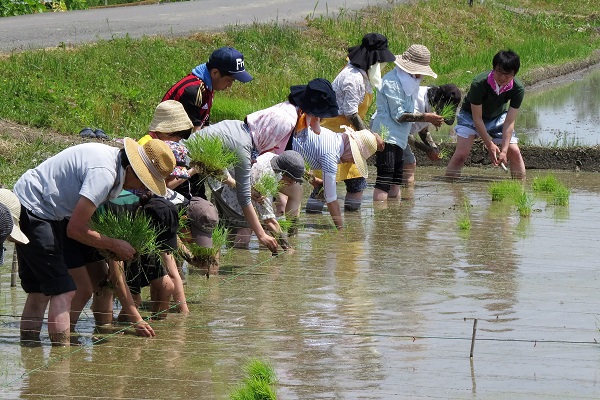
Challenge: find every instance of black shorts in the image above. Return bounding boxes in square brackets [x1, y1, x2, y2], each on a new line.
[16, 207, 77, 295]
[63, 231, 104, 269]
[344, 177, 367, 193]
[125, 254, 168, 295]
[374, 143, 404, 192]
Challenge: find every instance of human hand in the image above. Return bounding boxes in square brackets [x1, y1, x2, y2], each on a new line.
[426, 148, 441, 161]
[374, 133, 385, 151]
[486, 142, 500, 165]
[497, 151, 508, 165]
[258, 233, 279, 254]
[426, 113, 444, 128]
[251, 188, 266, 203]
[110, 239, 136, 261]
[134, 320, 155, 337]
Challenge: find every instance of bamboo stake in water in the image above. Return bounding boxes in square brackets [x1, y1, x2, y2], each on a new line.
[11, 248, 18, 288]
[470, 318, 478, 358]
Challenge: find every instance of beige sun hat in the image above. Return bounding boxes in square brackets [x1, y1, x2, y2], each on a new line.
[0, 188, 29, 244]
[394, 44, 437, 79]
[347, 129, 379, 178]
[123, 138, 176, 196]
[148, 100, 194, 133]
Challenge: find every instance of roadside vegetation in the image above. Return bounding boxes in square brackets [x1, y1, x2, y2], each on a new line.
[0, 0, 599, 185]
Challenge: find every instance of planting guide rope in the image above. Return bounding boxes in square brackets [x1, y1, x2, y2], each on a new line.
[1, 169, 599, 391]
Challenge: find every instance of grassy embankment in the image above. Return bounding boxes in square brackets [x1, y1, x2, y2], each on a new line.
[0, 0, 598, 186]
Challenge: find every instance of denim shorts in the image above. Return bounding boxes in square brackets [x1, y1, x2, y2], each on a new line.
[454, 111, 518, 144]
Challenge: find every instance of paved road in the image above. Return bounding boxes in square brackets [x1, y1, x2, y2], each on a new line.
[0, 0, 391, 53]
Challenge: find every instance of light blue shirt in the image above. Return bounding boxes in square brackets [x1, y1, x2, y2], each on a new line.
[14, 144, 124, 220]
[371, 69, 416, 149]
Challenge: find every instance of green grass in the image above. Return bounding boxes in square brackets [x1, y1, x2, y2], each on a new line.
[186, 134, 239, 176]
[230, 359, 277, 400]
[0, 0, 599, 184]
[488, 180, 524, 202]
[252, 173, 280, 198]
[89, 208, 160, 260]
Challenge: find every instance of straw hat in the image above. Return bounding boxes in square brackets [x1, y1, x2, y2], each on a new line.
[148, 100, 194, 133]
[0, 188, 29, 244]
[347, 129, 378, 178]
[394, 44, 437, 79]
[124, 138, 176, 196]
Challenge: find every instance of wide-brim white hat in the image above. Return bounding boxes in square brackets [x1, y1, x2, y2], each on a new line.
[347, 129, 379, 178]
[0, 188, 29, 244]
[394, 44, 437, 79]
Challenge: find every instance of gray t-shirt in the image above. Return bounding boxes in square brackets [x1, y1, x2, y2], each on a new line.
[14, 143, 124, 220]
[187, 120, 253, 207]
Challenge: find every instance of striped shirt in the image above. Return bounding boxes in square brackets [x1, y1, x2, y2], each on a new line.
[292, 127, 343, 202]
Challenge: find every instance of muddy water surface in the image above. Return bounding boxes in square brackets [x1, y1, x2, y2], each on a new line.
[1, 167, 599, 399]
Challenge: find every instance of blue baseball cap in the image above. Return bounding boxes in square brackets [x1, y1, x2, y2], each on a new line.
[208, 47, 253, 83]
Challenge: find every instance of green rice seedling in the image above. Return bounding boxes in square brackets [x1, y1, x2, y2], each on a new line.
[230, 359, 277, 400]
[186, 224, 230, 258]
[379, 125, 390, 142]
[435, 102, 458, 121]
[488, 180, 523, 202]
[457, 199, 471, 231]
[531, 174, 561, 193]
[515, 191, 535, 217]
[90, 209, 160, 261]
[186, 134, 239, 177]
[552, 185, 570, 206]
[252, 172, 281, 198]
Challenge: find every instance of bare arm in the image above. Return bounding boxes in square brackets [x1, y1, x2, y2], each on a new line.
[471, 104, 500, 165]
[326, 200, 343, 230]
[242, 204, 279, 254]
[498, 107, 519, 165]
[108, 259, 155, 337]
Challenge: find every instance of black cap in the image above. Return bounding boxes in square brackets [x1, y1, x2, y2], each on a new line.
[208, 47, 253, 83]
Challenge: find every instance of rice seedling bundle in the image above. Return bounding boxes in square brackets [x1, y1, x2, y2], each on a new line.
[531, 174, 561, 193]
[515, 191, 535, 217]
[186, 134, 240, 177]
[252, 172, 280, 198]
[435, 102, 458, 121]
[90, 209, 160, 261]
[488, 180, 524, 202]
[552, 185, 570, 206]
[184, 224, 230, 258]
[230, 359, 277, 400]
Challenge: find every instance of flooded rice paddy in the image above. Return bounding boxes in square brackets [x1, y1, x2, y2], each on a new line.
[517, 64, 600, 147]
[1, 166, 600, 399]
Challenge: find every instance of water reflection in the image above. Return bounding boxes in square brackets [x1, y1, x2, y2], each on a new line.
[517, 65, 600, 146]
[1, 169, 600, 399]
